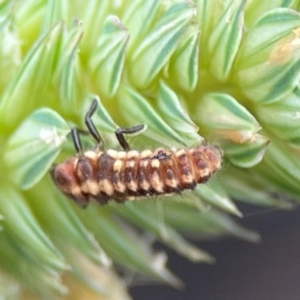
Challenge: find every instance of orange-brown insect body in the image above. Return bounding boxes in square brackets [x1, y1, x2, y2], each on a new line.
[51, 98, 222, 207]
[51, 145, 222, 207]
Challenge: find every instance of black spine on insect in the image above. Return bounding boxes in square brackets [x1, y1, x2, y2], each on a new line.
[51, 99, 222, 207]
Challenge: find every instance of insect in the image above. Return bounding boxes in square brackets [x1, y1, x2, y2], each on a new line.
[51, 99, 222, 207]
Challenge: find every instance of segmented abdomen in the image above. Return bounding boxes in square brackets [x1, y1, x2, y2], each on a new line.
[51, 145, 222, 207]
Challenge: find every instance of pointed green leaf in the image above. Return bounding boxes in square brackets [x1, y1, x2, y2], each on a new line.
[89, 15, 129, 97]
[220, 167, 295, 208]
[0, 235, 68, 298]
[0, 0, 14, 21]
[197, 0, 227, 47]
[0, 22, 64, 130]
[0, 3, 21, 89]
[118, 202, 214, 263]
[168, 22, 200, 91]
[5, 108, 70, 189]
[245, 0, 297, 27]
[42, 0, 69, 33]
[207, 1, 246, 81]
[79, 0, 113, 55]
[63, 251, 131, 298]
[234, 8, 300, 104]
[78, 206, 181, 287]
[128, 1, 197, 88]
[195, 182, 242, 217]
[197, 0, 241, 67]
[122, 0, 160, 54]
[158, 81, 203, 146]
[224, 134, 270, 168]
[117, 84, 186, 146]
[29, 180, 111, 267]
[257, 140, 300, 198]
[14, 2, 46, 47]
[197, 93, 261, 143]
[55, 20, 83, 110]
[0, 184, 67, 274]
[163, 203, 260, 243]
[256, 85, 300, 147]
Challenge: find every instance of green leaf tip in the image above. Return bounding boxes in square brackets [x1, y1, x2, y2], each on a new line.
[128, 1, 197, 88]
[234, 8, 300, 104]
[89, 15, 129, 97]
[198, 93, 261, 143]
[5, 108, 70, 189]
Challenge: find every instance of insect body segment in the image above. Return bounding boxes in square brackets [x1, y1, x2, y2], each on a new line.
[51, 99, 222, 207]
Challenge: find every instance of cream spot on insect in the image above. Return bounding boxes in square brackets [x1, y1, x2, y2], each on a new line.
[182, 175, 193, 183]
[84, 150, 101, 160]
[140, 149, 152, 158]
[81, 180, 100, 195]
[113, 160, 123, 172]
[119, 183, 127, 193]
[99, 179, 114, 196]
[175, 149, 185, 157]
[198, 168, 210, 177]
[127, 180, 138, 192]
[140, 159, 149, 168]
[140, 180, 150, 191]
[116, 151, 127, 159]
[107, 149, 118, 158]
[181, 175, 194, 184]
[166, 178, 178, 188]
[69, 185, 83, 196]
[151, 159, 160, 168]
[150, 171, 164, 192]
[112, 172, 126, 193]
[127, 150, 139, 159]
[88, 180, 100, 195]
[125, 160, 135, 168]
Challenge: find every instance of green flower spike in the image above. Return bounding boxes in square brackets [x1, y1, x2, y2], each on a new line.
[1, 1, 300, 299]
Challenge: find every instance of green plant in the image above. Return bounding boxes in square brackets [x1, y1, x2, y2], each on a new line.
[1, 0, 300, 298]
